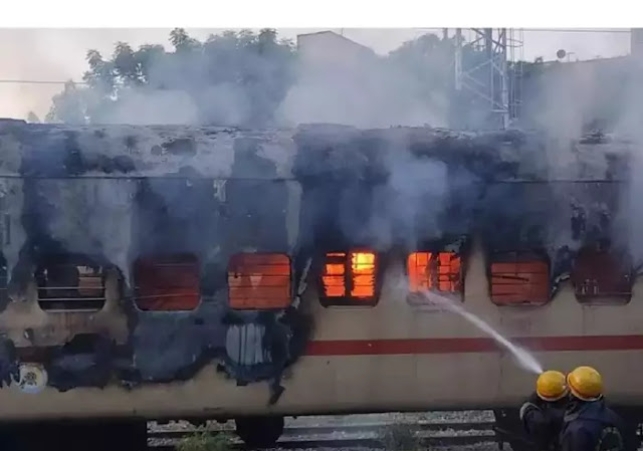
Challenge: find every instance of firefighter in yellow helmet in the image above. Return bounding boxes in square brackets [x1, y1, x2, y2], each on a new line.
[559, 366, 626, 451]
[519, 370, 569, 451]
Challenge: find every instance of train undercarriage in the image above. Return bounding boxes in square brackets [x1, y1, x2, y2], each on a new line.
[0, 408, 641, 451]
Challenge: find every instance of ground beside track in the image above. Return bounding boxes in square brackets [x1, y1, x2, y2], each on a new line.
[149, 411, 500, 450]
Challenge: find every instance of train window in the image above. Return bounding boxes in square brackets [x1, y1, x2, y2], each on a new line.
[571, 247, 632, 303]
[489, 252, 550, 306]
[406, 251, 462, 295]
[227, 253, 292, 310]
[320, 251, 378, 306]
[36, 262, 106, 311]
[133, 254, 201, 311]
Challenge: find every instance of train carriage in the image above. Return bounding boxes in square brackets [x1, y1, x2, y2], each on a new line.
[0, 118, 640, 450]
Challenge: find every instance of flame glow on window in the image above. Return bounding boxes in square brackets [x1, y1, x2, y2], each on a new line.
[322, 253, 346, 298]
[350, 252, 376, 298]
[322, 251, 377, 301]
[228, 253, 291, 310]
[407, 252, 461, 293]
[134, 254, 200, 311]
[490, 257, 549, 305]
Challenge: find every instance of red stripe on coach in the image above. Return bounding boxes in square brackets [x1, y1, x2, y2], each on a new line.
[305, 335, 643, 356]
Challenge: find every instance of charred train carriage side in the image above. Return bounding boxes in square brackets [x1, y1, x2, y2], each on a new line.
[0, 120, 642, 441]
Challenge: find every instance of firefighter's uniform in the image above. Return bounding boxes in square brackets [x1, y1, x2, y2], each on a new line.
[519, 370, 569, 451]
[559, 366, 625, 451]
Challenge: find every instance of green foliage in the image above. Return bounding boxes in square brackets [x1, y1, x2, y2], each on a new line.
[47, 28, 297, 127]
[176, 428, 234, 451]
[45, 29, 493, 129]
[26, 111, 40, 123]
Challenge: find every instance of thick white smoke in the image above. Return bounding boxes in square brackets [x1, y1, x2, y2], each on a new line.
[522, 55, 643, 266]
[278, 34, 449, 127]
[6, 28, 643, 277]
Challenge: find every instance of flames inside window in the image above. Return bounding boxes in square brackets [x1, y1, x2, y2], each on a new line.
[571, 247, 632, 302]
[407, 251, 462, 294]
[490, 253, 550, 305]
[228, 253, 291, 310]
[134, 254, 200, 311]
[37, 262, 106, 311]
[321, 251, 377, 304]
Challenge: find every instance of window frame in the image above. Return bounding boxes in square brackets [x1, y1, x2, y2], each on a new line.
[34, 253, 108, 312]
[571, 246, 633, 305]
[488, 250, 551, 307]
[405, 250, 464, 302]
[132, 253, 202, 312]
[226, 252, 293, 311]
[318, 250, 381, 308]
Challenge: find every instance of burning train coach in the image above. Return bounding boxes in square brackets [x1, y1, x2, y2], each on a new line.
[0, 119, 641, 448]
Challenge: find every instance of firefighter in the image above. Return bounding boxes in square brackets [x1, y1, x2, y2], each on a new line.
[519, 370, 569, 451]
[559, 366, 626, 451]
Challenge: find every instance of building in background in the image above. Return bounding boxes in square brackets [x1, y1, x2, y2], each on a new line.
[296, 31, 379, 70]
[287, 31, 449, 128]
[631, 28, 643, 59]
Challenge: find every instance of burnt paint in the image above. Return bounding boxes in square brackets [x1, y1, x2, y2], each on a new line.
[0, 123, 633, 400]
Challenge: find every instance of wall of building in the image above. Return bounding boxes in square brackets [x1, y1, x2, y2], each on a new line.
[281, 31, 448, 128]
[296, 31, 378, 71]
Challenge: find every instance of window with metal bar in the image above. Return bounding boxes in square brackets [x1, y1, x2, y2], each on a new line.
[489, 252, 550, 306]
[37, 262, 106, 311]
[406, 251, 462, 295]
[134, 254, 201, 311]
[320, 251, 378, 306]
[571, 247, 632, 304]
[227, 253, 292, 310]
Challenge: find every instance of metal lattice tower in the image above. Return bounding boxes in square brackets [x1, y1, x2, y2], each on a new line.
[447, 28, 524, 130]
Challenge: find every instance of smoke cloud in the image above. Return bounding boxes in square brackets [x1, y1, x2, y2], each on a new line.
[6, 28, 643, 292]
[278, 35, 449, 127]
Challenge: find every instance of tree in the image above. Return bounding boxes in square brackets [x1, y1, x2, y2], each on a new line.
[47, 28, 297, 127]
[26, 111, 40, 123]
[46, 29, 516, 130]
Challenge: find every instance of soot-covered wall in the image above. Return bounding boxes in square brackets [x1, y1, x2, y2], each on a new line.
[0, 121, 632, 400]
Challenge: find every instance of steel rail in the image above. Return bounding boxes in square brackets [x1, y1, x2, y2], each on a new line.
[148, 420, 498, 449]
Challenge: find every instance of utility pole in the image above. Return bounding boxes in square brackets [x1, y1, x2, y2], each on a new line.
[450, 28, 523, 130]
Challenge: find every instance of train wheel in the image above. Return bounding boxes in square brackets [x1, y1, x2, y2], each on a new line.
[235, 415, 284, 448]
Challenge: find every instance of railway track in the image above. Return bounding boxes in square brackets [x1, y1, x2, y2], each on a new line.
[148, 420, 501, 450]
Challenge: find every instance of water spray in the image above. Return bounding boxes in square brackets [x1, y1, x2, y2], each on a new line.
[420, 290, 544, 375]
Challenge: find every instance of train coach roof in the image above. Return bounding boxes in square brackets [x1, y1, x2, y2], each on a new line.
[0, 119, 633, 181]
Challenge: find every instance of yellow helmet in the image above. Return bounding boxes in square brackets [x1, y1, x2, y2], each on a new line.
[536, 370, 569, 401]
[567, 366, 603, 401]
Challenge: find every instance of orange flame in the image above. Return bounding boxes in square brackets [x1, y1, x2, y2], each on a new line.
[322, 251, 376, 300]
[407, 252, 461, 293]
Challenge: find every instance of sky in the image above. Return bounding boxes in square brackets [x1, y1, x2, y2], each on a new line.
[0, 28, 632, 120]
